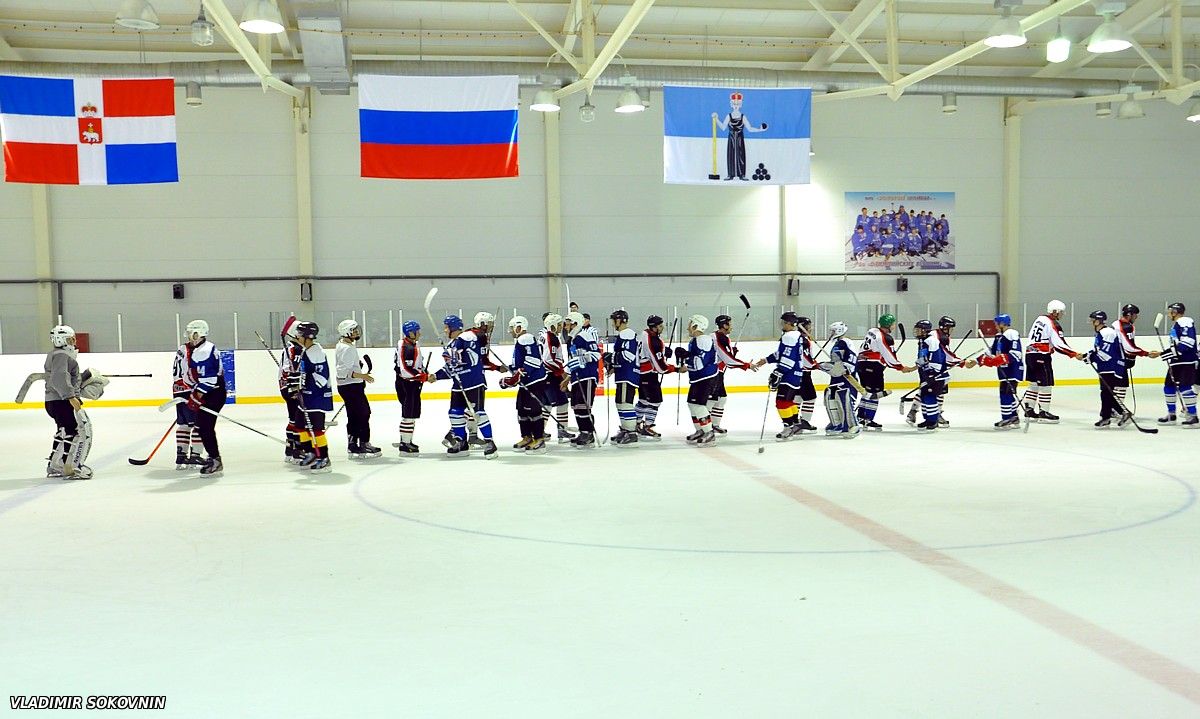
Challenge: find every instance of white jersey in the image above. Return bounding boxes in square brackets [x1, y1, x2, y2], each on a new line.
[171, 342, 195, 393]
[334, 341, 362, 386]
[1027, 315, 1077, 356]
[858, 328, 902, 368]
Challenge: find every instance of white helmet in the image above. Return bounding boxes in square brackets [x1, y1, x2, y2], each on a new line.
[829, 321, 848, 338]
[543, 313, 563, 330]
[564, 311, 585, 337]
[688, 314, 709, 332]
[337, 319, 360, 338]
[186, 319, 209, 340]
[49, 324, 75, 348]
[1046, 300, 1066, 314]
[509, 315, 528, 333]
[473, 311, 495, 327]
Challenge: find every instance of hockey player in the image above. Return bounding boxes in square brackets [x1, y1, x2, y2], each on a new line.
[1023, 300, 1081, 423]
[907, 316, 968, 427]
[975, 314, 1025, 429]
[171, 334, 204, 469]
[856, 314, 915, 429]
[501, 316, 548, 454]
[563, 311, 601, 448]
[679, 315, 719, 445]
[755, 311, 809, 441]
[821, 321, 859, 437]
[278, 317, 305, 464]
[1159, 302, 1198, 427]
[710, 314, 756, 434]
[538, 313, 575, 443]
[636, 315, 676, 440]
[185, 320, 226, 477]
[393, 320, 428, 454]
[1111, 304, 1160, 422]
[293, 321, 333, 472]
[426, 315, 498, 458]
[43, 325, 92, 479]
[605, 309, 641, 445]
[461, 311, 503, 448]
[1082, 310, 1130, 428]
[912, 320, 950, 431]
[335, 319, 380, 459]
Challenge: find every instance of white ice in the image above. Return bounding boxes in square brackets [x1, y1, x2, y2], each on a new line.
[1, 385, 1198, 718]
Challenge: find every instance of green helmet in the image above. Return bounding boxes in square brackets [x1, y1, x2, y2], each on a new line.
[878, 313, 897, 328]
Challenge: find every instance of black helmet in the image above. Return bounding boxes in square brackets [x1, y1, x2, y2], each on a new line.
[715, 314, 732, 327]
[609, 309, 629, 323]
[780, 311, 800, 325]
[796, 315, 812, 330]
[1089, 310, 1108, 323]
[1168, 302, 1186, 314]
[295, 321, 320, 339]
[914, 319, 933, 332]
[1120, 303, 1140, 317]
[647, 314, 664, 328]
[938, 315, 956, 329]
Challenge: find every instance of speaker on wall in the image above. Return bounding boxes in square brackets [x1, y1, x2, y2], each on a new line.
[172, 283, 185, 300]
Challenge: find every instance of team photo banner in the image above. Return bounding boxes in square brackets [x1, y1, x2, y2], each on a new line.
[663, 86, 811, 186]
[845, 191, 956, 271]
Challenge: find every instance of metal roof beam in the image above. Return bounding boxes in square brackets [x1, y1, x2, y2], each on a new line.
[505, 0, 587, 73]
[804, 0, 885, 70]
[807, 0, 889, 80]
[1033, 0, 1169, 78]
[555, 0, 656, 98]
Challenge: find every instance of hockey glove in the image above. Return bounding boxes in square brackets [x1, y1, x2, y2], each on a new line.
[673, 346, 689, 364]
[601, 351, 614, 368]
[768, 370, 782, 391]
[566, 355, 585, 372]
[500, 373, 520, 389]
[186, 390, 203, 411]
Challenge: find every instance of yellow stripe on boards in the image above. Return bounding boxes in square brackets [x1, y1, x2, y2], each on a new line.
[0, 376, 1170, 411]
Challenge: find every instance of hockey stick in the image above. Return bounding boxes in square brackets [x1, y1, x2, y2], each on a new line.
[128, 422, 177, 465]
[1089, 366, 1158, 434]
[14, 372, 45, 403]
[732, 293, 752, 347]
[158, 398, 288, 444]
[676, 303, 688, 425]
[895, 322, 907, 353]
[1152, 313, 1167, 352]
[103, 374, 153, 378]
[756, 386, 775, 454]
[253, 330, 284, 368]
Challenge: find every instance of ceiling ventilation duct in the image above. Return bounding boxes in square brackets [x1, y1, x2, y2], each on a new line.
[294, 1, 351, 95]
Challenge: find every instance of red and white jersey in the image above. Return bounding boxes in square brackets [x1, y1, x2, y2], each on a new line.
[394, 337, 426, 380]
[858, 328, 903, 369]
[798, 333, 819, 371]
[1027, 315, 1078, 357]
[277, 342, 303, 390]
[712, 331, 751, 372]
[538, 329, 566, 376]
[171, 342, 196, 393]
[1112, 319, 1149, 357]
[637, 330, 670, 374]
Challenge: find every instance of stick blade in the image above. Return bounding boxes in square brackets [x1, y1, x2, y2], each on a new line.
[897, 322, 907, 341]
[158, 398, 184, 413]
[127, 458, 150, 466]
[422, 286, 439, 312]
[1154, 312, 1164, 332]
[739, 293, 751, 310]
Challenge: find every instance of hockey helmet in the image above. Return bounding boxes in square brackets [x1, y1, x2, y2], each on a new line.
[509, 315, 528, 332]
[402, 320, 421, 336]
[796, 315, 813, 331]
[295, 321, 320, 339]
[473, 311, 495, 328]
[443, 315, 464, 332]
[994, 313, 1012, 327]
[688, 314, 709, 332]
[878, 313, 897, 328]
[938, 315, 956, 330]
[337, 319, 360, 338]
[1046, 300, 1067, 314]
[609, 309, 629, 324]
[646, 314, 664, 329]
[1168, 302, 1186, 315]
[186, 319, 209, 340]
[544, 313, 564, 330]
[829, 321, 848, 338]
[715, 314, 732, 328]
[780, 311, 800, 325]
[49, 324, 76, 348]
[1088, 310, 1108, 324]
[913, 319, 933, 332]
[1120, 303, 1140, 318]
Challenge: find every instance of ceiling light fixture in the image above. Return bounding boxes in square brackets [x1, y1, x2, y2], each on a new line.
[579, 96, 596, 123]
[615, 75, 645, 114]
[240, 0, 286, 35]
[1046, 22, 1070, 63]
[1095, 101, 1112, 117]
[1116, 84, 1144, 119]
[941, 92, 958, 114]
[1185, 99, 1200, 123]
[115, 0, 160, 30]
[1086, 13, 1132, 54]
[186, 81, 203, 107]
[191, 4, 214, 46]
[985, 7, 1026, 48]
[530, 90, 560, 113]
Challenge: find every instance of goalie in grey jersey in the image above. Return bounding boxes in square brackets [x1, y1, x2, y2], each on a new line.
[42, 325, 103, 479]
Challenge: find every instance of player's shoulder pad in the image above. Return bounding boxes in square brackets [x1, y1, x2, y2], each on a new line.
[191, 341, 215, 362]
[460, 329, 478, 342]
[619, 328, 636, 340]
[1098, 327, 1120, 341]
[305, 343, 327, 362]
[694, 334, 714, 350]
[1003, 328, 1021, 341]
[781, 330, 801, 345]
[1178, 317, 1195, 329]
[516, 333, 536, 346]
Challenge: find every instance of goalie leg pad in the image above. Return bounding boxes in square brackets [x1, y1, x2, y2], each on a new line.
[66, 409, 93, 469]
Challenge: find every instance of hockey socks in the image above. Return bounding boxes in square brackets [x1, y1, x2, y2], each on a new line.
[617, 402, 638, 432]
[857, 394, 879, 421]
[799, 399, 815, 423]
[776, 398, 798, 425]
[636, 400, 662, 427]
[399, 418, 416, 444]
[708, 396, 727, 429]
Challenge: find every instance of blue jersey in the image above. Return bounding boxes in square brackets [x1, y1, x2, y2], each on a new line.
[917, 335, 949, 383]
[435, 329, 486, 391]
[1089, 327, 1125, 377]
[512, 332, 546, 384]
[829, 338, 857, 388]
[990, 329, 1025, 381]
[1166, 316, 1198, 365]
[685, 334, 718, 382]
[611, 328, 639, 386]
[566, 327, 600, 382]
[851, 232, 869, 253]
[765, 330, 805, 387]
[298, 344, 333, 411]
[188, 340, 224, 396]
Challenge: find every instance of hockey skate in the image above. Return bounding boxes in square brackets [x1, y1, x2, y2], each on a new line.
[636, 423, 662, 441]
[199, 458, 223, 477]
[994, 416, 1020, 430]
[467, 434, 488, 448]
[712, 426, 728, 435]
[1158, 414, 1177, 425]
[796, 419, 818, 432]
[1094, 417, 1112, 428]
[63, 464, 93, 480]
[176, 450, 192, 470]
[684, 429, 705, 444]
[513, 436, 532, 451]
[441, 430, 457, 449]
[308, 457, 331, 473]
[905, 406, 918, 426]
[557, 428, 577, 444]
[861, 420, 884, 431]
[694, 431, 717, 447]
[1036, 410, 1060, 424]
[571, 431, 597, 449]
[1182, 415, 1199, 428]
[611, 429, 639, 446]
[1116, 412, 1133, 428]
[446, 436, 470, 456]
[396, 442, 420, 455]
[937, 416, 949, 427]
[775, 424, 801, 441]
[482, 439, 499, 459]
[524, 437, 548, 454]
[916, 419, 938, 431]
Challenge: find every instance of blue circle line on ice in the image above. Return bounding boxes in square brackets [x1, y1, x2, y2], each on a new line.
[352, 442, 1196, 555]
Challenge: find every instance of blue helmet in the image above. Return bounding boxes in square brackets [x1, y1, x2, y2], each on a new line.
[994, 313, 1012, 326]
[402, 320, 421, 336]
[443, 314, 463, 331]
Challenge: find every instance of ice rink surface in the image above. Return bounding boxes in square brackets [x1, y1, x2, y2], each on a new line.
[1, 385, 1198, 718]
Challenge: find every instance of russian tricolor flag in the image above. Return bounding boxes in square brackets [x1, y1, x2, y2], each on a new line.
[359, 75, 518, 180]
[0, 75, 177, 185]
